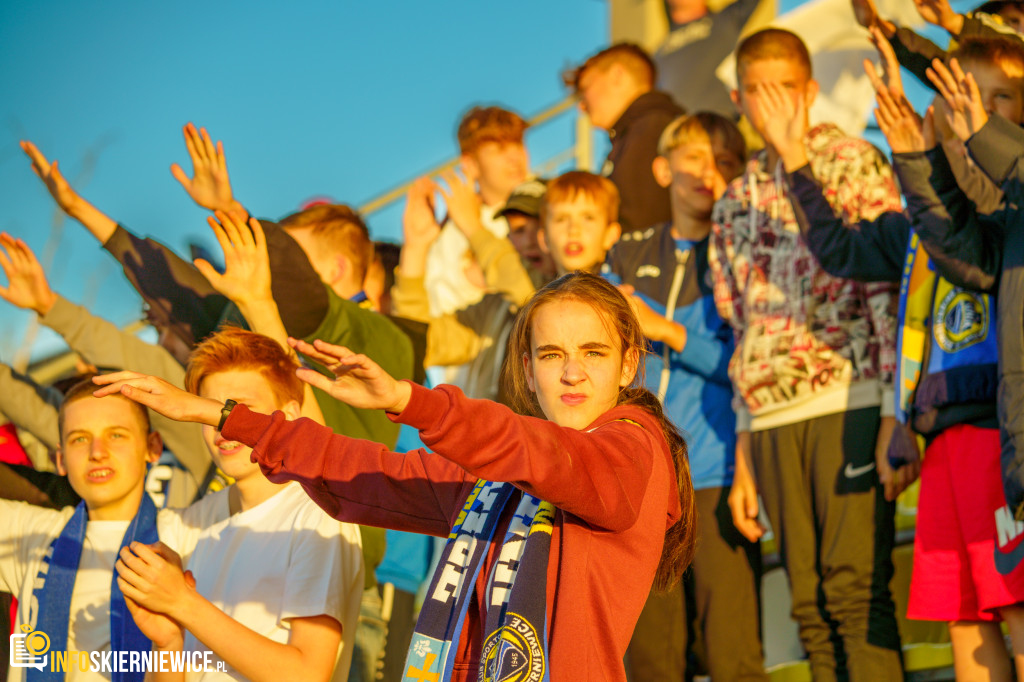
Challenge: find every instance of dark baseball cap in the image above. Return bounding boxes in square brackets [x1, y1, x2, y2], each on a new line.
[975, 0, 1024, 15]
[495, 178, 548, 219]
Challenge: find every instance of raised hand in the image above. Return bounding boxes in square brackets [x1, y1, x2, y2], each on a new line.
[912, 0, 963, 33]
[194, 212, 272, 306]
[872, 66, 926, 153]
[865, 26, 905, 101]
[20, 141, 118, 243]
[618, 285, 687, 352]
[852, 0, 879, 28]
[928, 58, 988, 141]
[440, 165, 484, 238]
[399, 177, 441, 279]
[288, 337, 411, 413]
[92, 371, 222, 426]
[0, 234, 57, 315]
[754, 81, 809, 171]
[402, 177, 442, 249]
[170, 123, 246, 220]
[20, 141, 83, 217]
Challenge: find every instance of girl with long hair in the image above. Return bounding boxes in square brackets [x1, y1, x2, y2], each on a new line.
[97, 272, 696, 682]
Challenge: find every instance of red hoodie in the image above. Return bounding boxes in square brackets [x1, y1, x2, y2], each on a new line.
[222, 381, 681, 682]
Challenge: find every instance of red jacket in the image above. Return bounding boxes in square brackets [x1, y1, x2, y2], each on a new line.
[222, 382, 681, 682]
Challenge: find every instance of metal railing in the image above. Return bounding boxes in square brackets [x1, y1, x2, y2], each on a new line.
[358, 95, 592, 219]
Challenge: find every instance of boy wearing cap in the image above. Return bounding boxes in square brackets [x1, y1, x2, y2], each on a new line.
[498, 178, 556, 288]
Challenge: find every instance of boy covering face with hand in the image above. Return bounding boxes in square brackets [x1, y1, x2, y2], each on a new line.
[708, 27, 904, 681]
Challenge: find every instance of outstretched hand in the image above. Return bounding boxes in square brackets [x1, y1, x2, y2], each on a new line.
[171, 123, 246, 221]
[288, 337, 412, 414]
[194, 212, 272, 306]
[864, 25, 904, 101]
[439, 165, 483, 238]
[20, 141, 83, 217]
[754, 81, 809, 171]
[402, 177, 442, 249]
[0, 233, 57, 316]
[92, 372, 222, 426]
[928, 58, 988, 141]
[876, 93, 927, 153]
[912, 0, 963, 33]
[617, 284, 688, 352]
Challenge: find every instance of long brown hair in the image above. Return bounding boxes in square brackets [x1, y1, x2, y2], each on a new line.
[500, 272, 697, 591]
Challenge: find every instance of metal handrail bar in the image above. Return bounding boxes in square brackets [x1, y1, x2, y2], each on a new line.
[358, 95, 579, 218]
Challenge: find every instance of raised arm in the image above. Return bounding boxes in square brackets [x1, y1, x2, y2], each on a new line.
[92, 368, 472, 536]
[0, 233, 212, 483]
[393, 178, 527, 369]
[0, 363, 60, 452]
[195, 212, 325, 424]
[440, 167, 535, 303]
[21, 141, 118, 244]
[170, 123, 248, 223]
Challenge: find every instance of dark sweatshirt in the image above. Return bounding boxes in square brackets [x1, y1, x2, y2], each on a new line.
[786, 152, 999, 438]
[604, 91, 685, 234]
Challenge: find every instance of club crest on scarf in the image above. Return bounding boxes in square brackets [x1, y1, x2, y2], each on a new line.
[403, 479, 553, 682]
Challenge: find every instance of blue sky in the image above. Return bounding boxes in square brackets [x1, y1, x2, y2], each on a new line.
[0, 0, 608, 361]
[0, 0, 985, 364]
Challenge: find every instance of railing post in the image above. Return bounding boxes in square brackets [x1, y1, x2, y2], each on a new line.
[575, 113, 594, 173]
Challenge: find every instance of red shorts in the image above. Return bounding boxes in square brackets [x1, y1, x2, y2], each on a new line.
[909, 424, 1024, 621]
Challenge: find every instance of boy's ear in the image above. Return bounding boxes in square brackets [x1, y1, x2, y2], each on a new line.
[652, 156, 672, 188]
[55, 447, 67, 477]
[146, 431, 163, 464]
[537, 228, 550, 254]
[281, 400, 302, 422]
[804, 79, 820, 110]
[601, 222, 622, 251]
[730, 88, 743, 116]
[459, 153, 480, 181]
[330, 253, 350, 285]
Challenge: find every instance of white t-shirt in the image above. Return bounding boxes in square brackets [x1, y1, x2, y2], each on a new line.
[0, 498, 205, 682]
[424, 204, 508, 317]
[167, 483, 363, 682]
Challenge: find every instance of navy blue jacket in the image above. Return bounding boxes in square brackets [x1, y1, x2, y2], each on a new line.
[605, 224, 735, 490]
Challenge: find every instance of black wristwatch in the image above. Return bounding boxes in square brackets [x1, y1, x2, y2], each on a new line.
[217, 399, 238, 431]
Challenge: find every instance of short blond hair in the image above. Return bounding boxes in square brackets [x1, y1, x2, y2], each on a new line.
[658, 112, 747, 162]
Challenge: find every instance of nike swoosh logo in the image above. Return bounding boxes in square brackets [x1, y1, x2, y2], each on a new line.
[844, 462, 876, 479]
[995, 541, 1024, 575]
